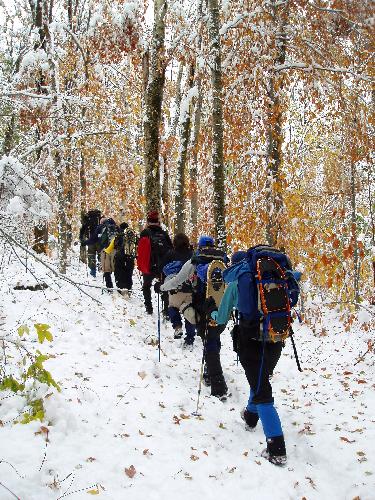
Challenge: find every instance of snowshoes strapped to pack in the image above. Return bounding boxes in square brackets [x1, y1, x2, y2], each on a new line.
[206, 260, 226, 308]
[256, 256, 291, 342]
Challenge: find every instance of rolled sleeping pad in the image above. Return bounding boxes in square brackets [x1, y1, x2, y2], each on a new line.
[104, 237, 115, 254]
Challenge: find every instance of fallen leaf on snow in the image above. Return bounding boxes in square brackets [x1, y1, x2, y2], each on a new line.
[203, 451, 208, 456]
[86, 457, 96, 462]
[219, 422, 226, 429]
[125, 465, 136, 478]
[87, 486, 99, 495]
[190, 455, 199, 461]
[340, 436, 355, 443]
[138, 371, 147, 380]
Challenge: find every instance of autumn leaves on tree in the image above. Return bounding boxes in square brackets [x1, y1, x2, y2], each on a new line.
[0, 0, 373, 305]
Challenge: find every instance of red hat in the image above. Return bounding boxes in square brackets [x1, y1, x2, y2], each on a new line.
[147, 210, 159, 223]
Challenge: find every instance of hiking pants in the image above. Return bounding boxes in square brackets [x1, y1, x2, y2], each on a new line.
[142, 273, 169, 314]
[87, 244, 100, 272]
[114, 254, 135, 290]
[238, 324, 282, 404]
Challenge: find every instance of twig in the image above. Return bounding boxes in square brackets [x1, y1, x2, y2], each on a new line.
[0, 228, 101, 305]
[0, 481, 20, 500]
[0, 459, 26, 479]
[56, 482, 99, 499]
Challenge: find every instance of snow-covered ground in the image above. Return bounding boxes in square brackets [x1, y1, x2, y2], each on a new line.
[1, 254, 374, 500]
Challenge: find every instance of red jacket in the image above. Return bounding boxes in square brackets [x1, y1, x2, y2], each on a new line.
[137, 236, 151, 274]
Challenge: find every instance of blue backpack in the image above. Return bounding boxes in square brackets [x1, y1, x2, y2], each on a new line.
[163, 260, 184, 277]
[223, 245, 301, 342]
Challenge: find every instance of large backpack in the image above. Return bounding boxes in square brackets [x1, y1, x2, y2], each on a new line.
[224, 245, 300, 343]
[82, 209, 101, 238]
[192, 247, 227, 306]
[99, 220, 117, 251]
[122, 229, 138, 257]
[149, 230, 172, 274]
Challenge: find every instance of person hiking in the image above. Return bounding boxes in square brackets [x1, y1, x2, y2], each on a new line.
[156, 233, 195, 343]
[219, 244, 301, 466]
[160, 235, 229, 399]
[83, 217, 117, 290]
[79, 209, 101, 277]
[137, 210, 173, 315]
[113, 222, 137, 295]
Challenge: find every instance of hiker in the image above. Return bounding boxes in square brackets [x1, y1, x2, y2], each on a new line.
[137, 210, 173, 315]
[160, 235, 229, 399]
[82, 217, 117, 290]
[156, 233, 195, 343]
[220, 245, 301, 466]
[113, 222, 137, 295]
[79, 209, 101, 277]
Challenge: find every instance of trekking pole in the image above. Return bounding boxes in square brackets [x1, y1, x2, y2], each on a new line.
[192, 320, 208, 416]
[289, 326, 302, 372]
[157, 291, 161, 362]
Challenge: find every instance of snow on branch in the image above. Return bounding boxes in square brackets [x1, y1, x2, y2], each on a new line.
[275, 62, 374, 82]
[0, 156, 51, 222]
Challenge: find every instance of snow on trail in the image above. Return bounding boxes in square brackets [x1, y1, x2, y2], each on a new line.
[1, 258, 374, 500]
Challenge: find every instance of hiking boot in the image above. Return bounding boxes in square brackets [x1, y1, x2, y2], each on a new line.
[240, 408, 259, 431]
[182, 336, 194, 350]
[261, 449, 287, 467]
[210, 374, 228, 399]
[173, 326, 183, 339]
[261, 435, 287, 467]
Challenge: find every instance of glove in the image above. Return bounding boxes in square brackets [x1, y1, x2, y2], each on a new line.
[203, 297, 217, 315]
[154, 281, 161, 294]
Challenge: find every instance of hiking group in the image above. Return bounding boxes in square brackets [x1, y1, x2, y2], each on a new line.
[80, 209, 302, 467]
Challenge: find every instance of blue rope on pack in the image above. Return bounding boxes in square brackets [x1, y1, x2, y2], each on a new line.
[256, 314, 269, 396]
[157, 292, 161, 362]
[256, 335, 266, 396]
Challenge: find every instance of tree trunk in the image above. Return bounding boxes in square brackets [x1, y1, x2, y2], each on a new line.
[350, 157, 359, 307]
[143, 0, 167, 214]
[175, 65, 195, 234]
[31, 0, 49, 255]
[2, 115, 16, 156]
[190, 0, 203, 244]
[79, 152, 87, 263]
[43, 0, 68, 273]
[265, 0, 289, 247]
[207, 0, 226, 250]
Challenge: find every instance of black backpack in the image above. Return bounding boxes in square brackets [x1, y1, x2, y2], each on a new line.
[83, 210, 101, 238]
[99, 220, 117, 251]
[149, 230, 172, 274]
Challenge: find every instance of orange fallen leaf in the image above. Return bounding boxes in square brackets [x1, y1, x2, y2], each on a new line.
[340, 436, 355, 443]
[125, 465, 136, 478]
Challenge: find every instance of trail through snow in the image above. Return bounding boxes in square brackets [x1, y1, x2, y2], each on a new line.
[0, 256, 374, 500]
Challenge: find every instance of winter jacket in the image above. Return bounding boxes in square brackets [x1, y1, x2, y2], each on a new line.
[101, 250, 115, 273]
[137, 224, 173, 275]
